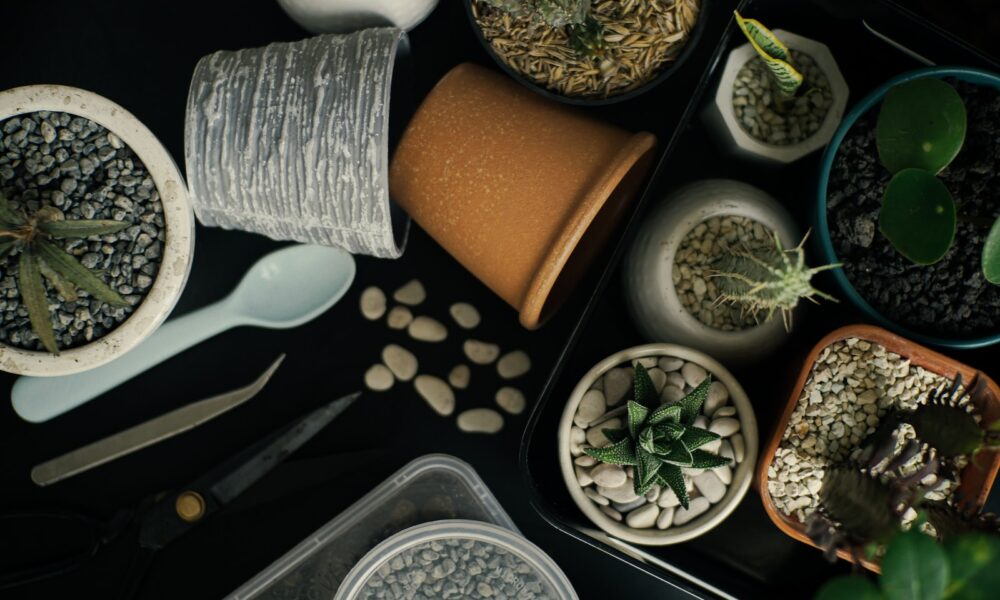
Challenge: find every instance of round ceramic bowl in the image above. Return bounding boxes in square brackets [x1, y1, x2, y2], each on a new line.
[463, 0, 710, 106]
[558, 343, 758, 546]
[276, 0, 438, 33]
[623, 179, 800, 365]
[815, 66, 1000, 349]
[0, 85, 194, 376]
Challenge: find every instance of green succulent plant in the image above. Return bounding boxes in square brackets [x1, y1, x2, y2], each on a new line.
[482, 0, 606, 57]
[734, 11, 804, 104]
[584, 364, 730, 510]
[711, 232, 840, 331]
[0, 192, 128, 354]
[874, 77, 1000, 283]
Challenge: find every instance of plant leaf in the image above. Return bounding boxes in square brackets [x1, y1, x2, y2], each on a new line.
[39, 219, 129, 239]
[982, 217, 1000, 285]
[584, 438, 638, 466]
[633, 363, 656, 407]
[0, 240, 16, 258]
[634, 449, 661, 496]
[602, 427, 629, 444]
[879, 169, 956, 265]
[734, 10, 791, 61]
[733, 11, 802, 95]
[690, 449, 731, 469]
[680, 376, 712, 425]
[681, 427, 721, 452]
[658, 464, 689, 510]
[638, 426, 656, 454]
[19, 251, 59, 354]
[943, 534, 1000, 600]
[33, 239, 127, 306]
[881, 527, 949, 600]
[815, 575, 885, 600]
[627, 400, 649, 438]
[38, 258, 78, 302]
[660, 441, 693, 467]
[876, 77, 967, 174]
[0, 193, 24, 226]
[652, 421, 685, 442]
[648, 402, 682, 425]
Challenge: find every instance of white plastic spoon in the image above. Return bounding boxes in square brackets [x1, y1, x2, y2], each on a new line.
[12, 244, 356, 423]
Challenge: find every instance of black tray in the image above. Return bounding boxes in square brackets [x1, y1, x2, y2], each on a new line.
[520, 0, 1000, 598]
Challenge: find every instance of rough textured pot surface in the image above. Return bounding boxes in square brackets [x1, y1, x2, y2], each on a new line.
[705, 30, 848, 164]
[277, 0, 438, 33]
[558, 343, 758, 545]
[0, 85, 194, 376]
[758, 324, 1000, 571]
[389, 63, 657, 329]
[623, 179, 799, 364]
[186, 28, 410, 259]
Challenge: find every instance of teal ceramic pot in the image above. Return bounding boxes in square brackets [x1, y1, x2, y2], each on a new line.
[815, 66, 1000, 349]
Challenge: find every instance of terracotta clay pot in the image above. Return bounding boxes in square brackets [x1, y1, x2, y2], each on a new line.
[758, 324, 1000, 572]
[389, 63, 657, 329]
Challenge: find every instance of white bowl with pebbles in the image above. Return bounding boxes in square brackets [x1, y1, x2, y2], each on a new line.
[558, 343, 758, 545]
[704, 30, 848, 164]
[0, 85, 194, 375]
[623, 179, 799, 364]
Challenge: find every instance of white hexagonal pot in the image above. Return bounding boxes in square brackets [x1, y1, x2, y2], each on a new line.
[704, 30, 848, 164]
[0, 85, 194, 376]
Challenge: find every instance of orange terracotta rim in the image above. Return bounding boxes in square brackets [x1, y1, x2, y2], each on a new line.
[518, 131, 657, 329]
[756, 324, 1000, 572]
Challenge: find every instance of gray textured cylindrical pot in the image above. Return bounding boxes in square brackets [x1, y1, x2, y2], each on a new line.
[623, 179, 799, 364]
[185, 28, 410, 258]
[558, 344, 758, 545]
[703, 30, 848, 164]
[0, 85, 195, 376]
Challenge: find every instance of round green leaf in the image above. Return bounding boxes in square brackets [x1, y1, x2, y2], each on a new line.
[982, 217, 1000, 285]
[877, 78, 967, 174]
[879, 169, 956, 265]
[815, 575, 885, 600]
[943, 534, 1000, 600]
[881, 529, 949, 600]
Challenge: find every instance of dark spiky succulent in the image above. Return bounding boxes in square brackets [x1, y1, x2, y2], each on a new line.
[584, 364, 730, 510]
[0, 193, 128, 353]
[904, 375, 1000, 459]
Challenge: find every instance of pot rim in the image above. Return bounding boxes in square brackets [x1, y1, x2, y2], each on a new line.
[815, 66, 1000, 348]
[463, 0, 711, 106]
[756, 323, 1000, 572]
[558, 343, 758, 545]
[0, 85, 194, 376]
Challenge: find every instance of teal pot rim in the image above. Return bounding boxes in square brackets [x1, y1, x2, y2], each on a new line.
[815, 66, 1000, 349]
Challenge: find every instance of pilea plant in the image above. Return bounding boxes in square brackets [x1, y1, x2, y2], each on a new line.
[734, 11, 804, 110]
[875, 77, 1000, 283]
[482, 0, 606, 57]
[584, 364, 730, 510]
[0, 193, 128, 354]
[710, 232, 840, 330]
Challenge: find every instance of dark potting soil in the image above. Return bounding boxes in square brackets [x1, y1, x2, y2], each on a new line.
[0, 111, 165, 351]
[827, 80, 1000, 337]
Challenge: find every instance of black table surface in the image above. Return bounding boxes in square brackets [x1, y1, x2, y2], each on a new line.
[1, 2, 997, 600]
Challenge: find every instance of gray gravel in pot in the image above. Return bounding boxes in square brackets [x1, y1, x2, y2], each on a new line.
[0, 111, 164, 351]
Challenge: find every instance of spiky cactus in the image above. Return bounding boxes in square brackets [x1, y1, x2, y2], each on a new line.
[584, 364, 730, 510]
[481, 0, 606, 57]
[904, 376, 1000, 459]
[711, 232, 839, 330]
[924, 501, 1000, 541]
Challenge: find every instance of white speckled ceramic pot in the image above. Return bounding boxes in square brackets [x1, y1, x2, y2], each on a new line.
[276, 0, 438, 33]
[0, 85, 194, 376]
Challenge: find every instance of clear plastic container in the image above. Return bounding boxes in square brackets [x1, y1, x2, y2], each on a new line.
[335, 520, 578, 600]
[227, 454, 517, 599]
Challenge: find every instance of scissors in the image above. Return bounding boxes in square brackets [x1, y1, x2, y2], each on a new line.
[0, 391, 360, 598]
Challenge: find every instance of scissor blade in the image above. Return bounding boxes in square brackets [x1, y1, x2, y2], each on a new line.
[209, 392, 360, 504]
[30, 354, 286, 486]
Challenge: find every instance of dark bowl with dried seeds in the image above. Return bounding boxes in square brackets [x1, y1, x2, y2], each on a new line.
[466, 0, 708, 105]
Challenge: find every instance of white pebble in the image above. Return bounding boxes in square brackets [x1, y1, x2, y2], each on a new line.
[382, 344, 418, 381]
[633, 357, 657, 369]
[364, 364, 394, 391]
[626, 504, 660, 529]
[704, 381, 729, 415]
[359, 286, 386, 320]
[386, 306, 413, 329]
[591, 464, 627, 488]
[657, 487, 680, 508]
[575, 455, 597, 467]
[646, 368, 667, 393]
[673, 497, 711, 526]
[495, 387, 526, 415]
[497, 350, 531, 379]
[661, 386, 685, 403]
[712, 406, 737, 418]
[602, 368, 632, 405]
[694, 471, 727, 503]
[719, 440, 734, 462]
[585, 487, 609, 506]
[408, 316, 447, 342]
[586, 419, 620, 447]
[576, 466, 593, 487]
[732, 433, 745, 462]
[681, 362, 708, 388]
[457, 408, 504, 433]
[448, 364, 471, 389]
[656, 506, 675, 529]
[393, 279, 426, 305]
[658, 357, 684, 372]
[664, 371, 686, 390]
[576, 389, 606, 426]
[598, 481, 639, 503]
[414, 375, 455, 416]
[463, 340, 500, 364]
[600, 505, 623, 521]
[709, 417, 741, 437]
[449, 302, 481, 329]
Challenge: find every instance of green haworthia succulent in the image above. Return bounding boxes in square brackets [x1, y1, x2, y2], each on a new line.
[0, 193, 128, 354]
[711, 232, 839, 331]
[734, 11, 804, 97]
[584, 364, 730, 510]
